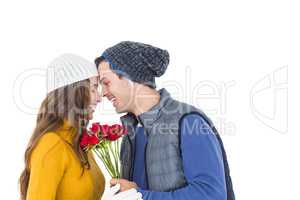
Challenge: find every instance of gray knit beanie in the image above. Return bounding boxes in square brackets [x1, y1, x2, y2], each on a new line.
[99, 41, 169, 88]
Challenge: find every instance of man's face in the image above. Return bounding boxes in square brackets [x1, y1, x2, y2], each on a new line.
[98, 61, 133, 113]
[88, 76, 101, 120]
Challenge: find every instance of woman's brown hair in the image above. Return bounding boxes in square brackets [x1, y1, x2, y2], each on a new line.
[19, 79, 91, 200]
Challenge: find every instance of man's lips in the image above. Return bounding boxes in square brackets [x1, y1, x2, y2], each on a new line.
[107, 95, 117, 106]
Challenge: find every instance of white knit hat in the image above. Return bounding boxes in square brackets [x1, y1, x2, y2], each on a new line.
[47, 53, 98, 93]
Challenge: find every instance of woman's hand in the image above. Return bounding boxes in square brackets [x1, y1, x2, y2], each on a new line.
[102, 183, 142, 200]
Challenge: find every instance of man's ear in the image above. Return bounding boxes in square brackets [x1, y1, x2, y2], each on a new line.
[117, 74, 123, 79]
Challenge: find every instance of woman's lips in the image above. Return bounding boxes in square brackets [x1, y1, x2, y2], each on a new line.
[89, 105, 97, 112]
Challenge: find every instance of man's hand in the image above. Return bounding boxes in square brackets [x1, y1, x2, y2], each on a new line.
[110, 178, 138, 192]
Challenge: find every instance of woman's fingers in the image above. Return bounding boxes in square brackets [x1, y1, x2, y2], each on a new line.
[112, 189, 142, 200]
[109, 183, 120, 195]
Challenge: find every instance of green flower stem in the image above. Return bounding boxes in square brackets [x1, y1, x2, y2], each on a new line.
[92, 138, 123, 179]
[115, 140, 120, 177]
[94, 143, 116, 177]
[109, 142, 119, 178]
[104, 141, 118, 178]
[93, 148, 114, 177]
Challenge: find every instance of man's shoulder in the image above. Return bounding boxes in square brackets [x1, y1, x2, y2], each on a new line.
[163, 97, 202, 116]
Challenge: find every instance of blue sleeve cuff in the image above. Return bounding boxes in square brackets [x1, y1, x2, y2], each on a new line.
[136, 188, 148, 198]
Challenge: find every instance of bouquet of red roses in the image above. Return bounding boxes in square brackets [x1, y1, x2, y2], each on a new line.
[80, 122, 127, 178]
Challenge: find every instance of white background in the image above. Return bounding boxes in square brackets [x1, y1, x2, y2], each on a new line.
[0, 0, 299, 199]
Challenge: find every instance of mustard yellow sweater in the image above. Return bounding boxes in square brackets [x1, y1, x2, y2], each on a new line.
[26, 121, 105, 200]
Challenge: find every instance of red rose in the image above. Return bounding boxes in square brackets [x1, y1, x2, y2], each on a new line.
[111, 124, 128, 135]
[90, 122, 101, 134]
[99, 124, 110, 138]
[88, 134, 100, 145]
[107, 124, 126, 141]
[80, 129, 89, 149]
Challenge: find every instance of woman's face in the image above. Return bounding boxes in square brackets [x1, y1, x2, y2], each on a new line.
[88, 76, 101, 120]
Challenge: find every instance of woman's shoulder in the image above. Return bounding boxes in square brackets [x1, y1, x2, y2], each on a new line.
[31, 132, 69, 162]
[29, 132, 70, 179]
[37, 132, 65, 149]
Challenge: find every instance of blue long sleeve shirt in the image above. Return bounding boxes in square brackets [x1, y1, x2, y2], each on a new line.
[132, 125, 148, 189]
[136, 113, 227, 200]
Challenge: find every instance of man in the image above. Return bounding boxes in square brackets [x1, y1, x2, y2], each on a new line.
[96, 41, 235, 200]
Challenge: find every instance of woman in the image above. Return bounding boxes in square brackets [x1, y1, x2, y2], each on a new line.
[19, 54, 142, 200]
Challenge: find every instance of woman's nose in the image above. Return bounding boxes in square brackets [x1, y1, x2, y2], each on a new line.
[96, 90, 102, 103]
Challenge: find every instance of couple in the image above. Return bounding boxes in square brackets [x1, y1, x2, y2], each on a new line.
[19, 41, 235, 200]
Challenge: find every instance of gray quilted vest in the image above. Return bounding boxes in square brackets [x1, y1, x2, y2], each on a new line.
[120, 88, 235, 199]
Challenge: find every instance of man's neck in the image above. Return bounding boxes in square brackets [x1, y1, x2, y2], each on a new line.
[131, 89, 160, 117]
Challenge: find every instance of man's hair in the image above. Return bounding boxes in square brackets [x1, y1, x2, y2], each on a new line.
[94, 56, 105, 69]
[95, 56, 124, 79]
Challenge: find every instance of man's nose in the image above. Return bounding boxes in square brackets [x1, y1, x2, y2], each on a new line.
[101, 86, 109, 97]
